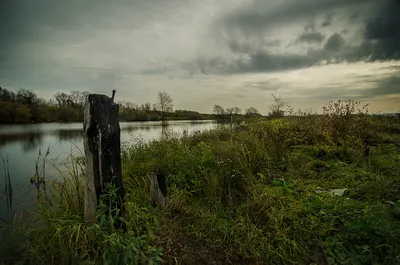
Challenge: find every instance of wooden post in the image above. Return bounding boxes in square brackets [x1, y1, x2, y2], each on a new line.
[150, 172, 168, 207]
[83, 93, 125, 224]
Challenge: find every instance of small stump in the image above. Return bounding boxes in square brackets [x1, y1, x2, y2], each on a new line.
[150, 173, 168, 207]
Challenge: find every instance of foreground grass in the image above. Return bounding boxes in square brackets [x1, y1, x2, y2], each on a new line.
[1, 112, 400, 264]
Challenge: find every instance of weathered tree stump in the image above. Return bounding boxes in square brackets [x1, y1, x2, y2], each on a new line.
[150, 172, 167, 207]
[83, 93, 125, 224]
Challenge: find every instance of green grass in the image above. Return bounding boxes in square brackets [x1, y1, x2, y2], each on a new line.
[1, 149, 162, 265]
[1, 113, 400, 264]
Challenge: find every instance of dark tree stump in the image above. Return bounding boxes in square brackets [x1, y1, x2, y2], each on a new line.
[150, 172, 168, 207]
[83, 93, 125, 224]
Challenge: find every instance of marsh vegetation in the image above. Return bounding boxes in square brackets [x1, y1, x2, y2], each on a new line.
[1, 99, 400, 264]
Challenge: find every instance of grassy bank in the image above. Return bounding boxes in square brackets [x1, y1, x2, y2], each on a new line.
[1, 105, 400, 264]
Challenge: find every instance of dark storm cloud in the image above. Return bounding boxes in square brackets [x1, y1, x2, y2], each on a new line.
[361, 1, 400, 60]
[239, 51, 315, 73]
[191, 51, 319, 74]
[220, 0, 375, 34]
[331, 0, 400, 61]
[227, 39, 260, 54]
[365, 16, 400, 40]
[199, 0, 400, 74]
[227, 38, 283, 55]
[322, 13, 334, 27]
[297, 32, 325, 44]
[324, 33, 345, 52]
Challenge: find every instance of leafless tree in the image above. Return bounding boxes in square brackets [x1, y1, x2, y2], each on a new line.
[213, 105, 225, 116]
[269, 94, 288, 118]
[157, 92, 173, 120]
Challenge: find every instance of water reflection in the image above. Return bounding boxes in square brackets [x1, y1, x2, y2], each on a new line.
[0, 133, 42, 151]
[0, 120, 218, 222]
[57, 130, 83, 142]
[1, 155, 12, 224]
[0, 121, 210, 148]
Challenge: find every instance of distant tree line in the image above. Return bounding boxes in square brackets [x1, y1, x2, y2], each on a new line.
[0, 87, 89, 123]
[0, 88, 215, 124]
[2, 87, 336, 124]
[213, 105, 262, 121]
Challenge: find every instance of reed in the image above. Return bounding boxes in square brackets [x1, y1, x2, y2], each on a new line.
[1, 154, 12, 223]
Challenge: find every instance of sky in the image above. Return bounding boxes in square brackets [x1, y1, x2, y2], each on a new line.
[1, 0, 399, 114]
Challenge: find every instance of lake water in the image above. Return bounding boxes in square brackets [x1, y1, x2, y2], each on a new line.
[0, 120, 218, 223]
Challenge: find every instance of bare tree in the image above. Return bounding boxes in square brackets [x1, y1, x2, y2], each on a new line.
[17, 89, 38, 106]
[213, 105, 225, 116]
[70, 91, 89, 107]
[157, 92, 173, 120]
[0, 87, 16, 102]
[16, 88, 40, 121]
[286, 105, 295, 117]
[144, 102, 152, 112]
[269, 94, 288, 118]
[124, 101, 137, 110]
[54, 91, 89, 108]
[139, 102, 152, 112]
[54, 92, 73, 107]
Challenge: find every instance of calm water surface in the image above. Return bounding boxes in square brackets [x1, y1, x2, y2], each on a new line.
[0, 120, 218, 222]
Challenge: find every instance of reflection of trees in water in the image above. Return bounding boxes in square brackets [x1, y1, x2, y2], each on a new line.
[22, 133, 43, 151]
[215, 121, 230, 129]
[0, 133, 43, 151]
[188, 120, 213, 125]
[56, 130, 82, 142]
[0, 125, 161, 150]
[161, 121, 172, 138]
[123, 125, 153, 133]
[0, 130, 83, 151]
[0, 121, 216, 151]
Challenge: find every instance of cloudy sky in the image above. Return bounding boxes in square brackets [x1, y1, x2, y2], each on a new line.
[1, 0, 399, 113]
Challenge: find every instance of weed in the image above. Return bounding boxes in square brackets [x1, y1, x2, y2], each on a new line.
[1, 155, 12, 223]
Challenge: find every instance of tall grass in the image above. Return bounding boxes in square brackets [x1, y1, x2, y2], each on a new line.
[30, 147, 50, 202]
[1, 145, 163, 265]
[1, 154, 12, 224]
